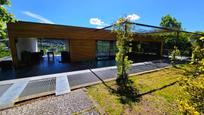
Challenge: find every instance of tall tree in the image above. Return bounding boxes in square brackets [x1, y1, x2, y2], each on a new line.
[0, 0, 15, 39]
[159, 15, 192, 56]
[160, 14, 182, 30]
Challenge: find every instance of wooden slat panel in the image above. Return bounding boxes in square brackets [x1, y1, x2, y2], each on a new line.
[7, 21, 162, 42]
[70, 39, 96, 62]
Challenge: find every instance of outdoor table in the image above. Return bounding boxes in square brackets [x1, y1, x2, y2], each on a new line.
[47, 52, 54, 61]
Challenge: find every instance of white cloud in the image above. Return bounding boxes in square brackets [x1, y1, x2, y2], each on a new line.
[22, 11, 54, 24]
[89, 18, 109, 29]
[126, 14, 140, 21]
[89, 18, 104, 26]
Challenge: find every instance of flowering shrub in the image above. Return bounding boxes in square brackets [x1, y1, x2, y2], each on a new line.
[178, 71, 204, 114]
[179, 99, 200, 115]
[178, 36, 204, 114]
[197, 59, 204, 74]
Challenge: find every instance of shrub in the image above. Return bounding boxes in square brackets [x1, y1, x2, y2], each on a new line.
[170, 46, 180, 65]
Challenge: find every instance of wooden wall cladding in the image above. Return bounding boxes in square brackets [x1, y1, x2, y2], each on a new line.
[69, 39, 96, 62]
[7, 21, 162, 42]
[7, 21, 114, 40]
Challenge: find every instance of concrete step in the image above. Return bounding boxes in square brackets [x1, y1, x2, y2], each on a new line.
[55, 76, 71, 96]
[0, 79, 29, 109]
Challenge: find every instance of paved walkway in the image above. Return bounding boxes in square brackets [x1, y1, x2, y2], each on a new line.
[69, 59, 170, 89]
[0, 59, 170, 110]
[0, 89, 99, 115]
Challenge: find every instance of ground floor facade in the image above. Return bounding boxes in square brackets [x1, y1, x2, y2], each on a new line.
[7, 21, 164, 67]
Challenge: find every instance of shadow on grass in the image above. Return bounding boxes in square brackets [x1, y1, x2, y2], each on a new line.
[89, 66, 178, 106]
[89, 68, 140, 105]
[138, 81, 178, 97]
[113, 79, 141, 105]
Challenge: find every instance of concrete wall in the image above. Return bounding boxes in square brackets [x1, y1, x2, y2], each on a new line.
[16, 38, 38, 60]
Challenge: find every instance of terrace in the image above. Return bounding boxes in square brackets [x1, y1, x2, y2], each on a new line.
[0, 55, 165, 81]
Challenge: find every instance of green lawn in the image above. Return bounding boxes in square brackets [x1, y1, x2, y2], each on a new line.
[87, 66, 192, 115]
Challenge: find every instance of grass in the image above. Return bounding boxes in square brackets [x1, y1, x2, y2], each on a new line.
[87, 65, 192, 115]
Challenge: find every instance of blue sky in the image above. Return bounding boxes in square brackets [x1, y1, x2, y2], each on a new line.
[5, 0, 204, 31]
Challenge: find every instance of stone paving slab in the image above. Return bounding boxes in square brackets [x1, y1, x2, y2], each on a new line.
[68, 71, 99, 88]
[0, 89, 98, 115]
[68, 60, 170, 89]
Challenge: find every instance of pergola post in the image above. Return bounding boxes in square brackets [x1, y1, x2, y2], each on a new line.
[160, 41, 164, 57]
[8, 36, 19, 67]
[176, 31, 179, 46]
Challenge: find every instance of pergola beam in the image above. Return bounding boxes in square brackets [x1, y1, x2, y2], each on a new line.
[97, 21, 204, 36]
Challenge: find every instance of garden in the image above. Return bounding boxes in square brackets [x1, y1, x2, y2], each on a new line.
[86, 17, 204, 115]
[87, 64, 203, 114]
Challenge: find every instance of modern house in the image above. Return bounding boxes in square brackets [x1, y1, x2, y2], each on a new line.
[7, 21, 164, 67]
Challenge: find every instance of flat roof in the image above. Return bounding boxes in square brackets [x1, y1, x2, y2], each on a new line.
[7, 21, 163, 42]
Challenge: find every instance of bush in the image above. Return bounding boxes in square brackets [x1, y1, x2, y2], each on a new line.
[191, 46, 204, 64]
[178, 69, 204, 114]
[170, 46, 180, 65]
[0, 43, 10, 58]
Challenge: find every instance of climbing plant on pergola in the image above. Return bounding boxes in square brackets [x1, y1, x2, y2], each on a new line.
[112, 18, 134, 87]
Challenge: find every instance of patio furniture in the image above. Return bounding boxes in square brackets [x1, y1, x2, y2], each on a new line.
[47, 52, 54, 61]
[60, 51, 70, 63]
[0, 61, 13, 71]
[21, 51, 43, 65]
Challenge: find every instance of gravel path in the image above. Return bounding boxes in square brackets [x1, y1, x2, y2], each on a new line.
[0, 89, 99, 115]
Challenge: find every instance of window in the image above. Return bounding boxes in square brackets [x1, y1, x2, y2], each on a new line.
[96, 40, 116, 60]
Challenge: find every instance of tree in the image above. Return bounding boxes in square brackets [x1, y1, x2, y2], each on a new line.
[0, 0, 15, 39]
[160, 15, 193, 57]
[0, 0, 15, 58]
[160, 14, 182, 30]
[160, 14, 183, 49]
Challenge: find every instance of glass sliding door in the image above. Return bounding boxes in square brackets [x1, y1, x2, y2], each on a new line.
[96, 40, 116, 60]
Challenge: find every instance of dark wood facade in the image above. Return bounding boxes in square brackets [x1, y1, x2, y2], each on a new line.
[7, 21, 163, 66]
